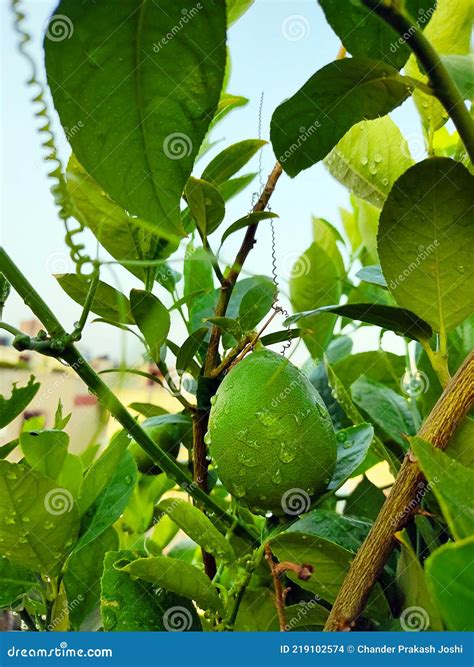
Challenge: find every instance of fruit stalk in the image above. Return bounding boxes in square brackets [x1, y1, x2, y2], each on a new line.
[324, 351, 474, 631]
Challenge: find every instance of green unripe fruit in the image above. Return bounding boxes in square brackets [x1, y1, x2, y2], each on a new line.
[208, 349, 337, 515]
[130, 414, 192, 474]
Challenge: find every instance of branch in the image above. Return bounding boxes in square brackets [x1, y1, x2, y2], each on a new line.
[324, 351, 474, 631]
[0, 248, 258, 546]
[362, 0, 474, 162]
[265, 543, 288, 631]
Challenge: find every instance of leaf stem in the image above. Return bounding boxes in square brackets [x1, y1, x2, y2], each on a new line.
[420, 339, 450, 387]
[362, 0, 474, 162]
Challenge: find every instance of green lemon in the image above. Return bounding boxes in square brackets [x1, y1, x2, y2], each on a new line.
[208, 349, 337, 515]
[130, 414, 192, 474]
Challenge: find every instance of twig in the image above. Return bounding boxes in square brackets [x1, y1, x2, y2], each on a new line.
[324, 351, 474, 631]
[265, 543, 287, 631]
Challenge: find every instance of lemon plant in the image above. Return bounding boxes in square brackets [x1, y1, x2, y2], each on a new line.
[0, 0, 472, 634]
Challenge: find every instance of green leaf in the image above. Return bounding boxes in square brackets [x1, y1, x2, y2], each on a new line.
[101, 550, 201, 631]
[260, 329, 303, 347]
[411, 436, 474, 540]
[205, 317, 243, 340]
[130, 289, 170, 363]
[0, 557, 37, 607]
[45, 0, 226, 237]
[289, 244, 341, 357]
[0, 461, 79, 573]
[120, 556, 222, 612]
[328, 423, 374, 490]
[378, 158, 474, 332]
[219, 173, 256, 202]
[220, 211, 278, 245]
[405, 0, 473, 130]
[176, 328, 208, 375]
[425, 536, 474, 631]
[270, 532, 390, 621]
[78, 430, 131, 516]
[20, 430, 69, 480]
[287, 509, 371, 554]
[227, 0, 254, 25]
[76, 451, 137, 552]
[333, 350, 405, 394]
[184, 177, 225, 236]
[148, 514, 179, 554]
[271, 58, 412, 177]
[56, 453, 84, 500]
[157, 498, 234, 562]
[325, 117, 413, 208]
[65, 155, 176, 281]
[233, 588, 281, 631]
[441, 54, 474, 99]
[351, 376, 416, 447]
[238, 281, 277, 331]
[356, 265, 387, 288]
[318, 0, 435, 70]
[201, 139, 266, 185]
[286, 303, 433, 341]
[396, 531, 443, 631]
[56, 274, 133, 324]
[447, 416, 474, 469]
[129, 402, 168, 418]
[64, 527, 118, 630]
[0, 376, 40, 429]
[312, 217, 345, 279]
[344, 477, 386, 521]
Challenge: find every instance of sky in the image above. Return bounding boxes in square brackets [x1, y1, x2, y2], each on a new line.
[0, 0, 423, 364]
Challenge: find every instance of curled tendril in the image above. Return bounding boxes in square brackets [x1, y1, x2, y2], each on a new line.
[10, 0, 91, 274]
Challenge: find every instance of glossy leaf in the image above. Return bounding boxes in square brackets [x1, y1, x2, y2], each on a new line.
[344, 477, 386, 521]
[176, 328, 208, 375]
[271, 58, 412, 177]
[0, 461, 79, 573]
[56, 274, 133, 324]
[101, 550, 201, 631]
[45, 0, 226, 236]
[157, 498, 234, 562]
[64, 527, 118, 630]
[333, 350, 405, 394]
[120, 556, 222, 612]
[20, 430, 69, 481]
[318, 0, 435, 70]
[219, 172, 256, 201]
[325, 117, 413, 208]
[425, 537, 474, 631]
[312, 217, 345, 279]
[56, 454, 84, 501]
[205, 317, 243, 340]
[220, 211, 278, 245]
[238, 281, 277, 331]
[270, 532, 390, 620]
[378, 158, 474, 332]
[227, 0, 254, 25]
[448, 417, 474, 469]
[351, 376, 416, 446]
[130, 289, 170, 363]
[201, 139, 266, 185]
[289, 244, 341, 357]
[185, 177, 225, 236]
[260, 328, 303, 347]
[411, 436, 474, 540]
[76, 451, 137, 552]
[441, 54, 474, 99]
[128, 403, 168, 419]
[286, 303, 433, 341]
[288, 509, 371, 554]
[328, 423, 374, 490]
[356, 265, 387, 288]
[0, 557, 37, 607]
[0, 376, 40, 429]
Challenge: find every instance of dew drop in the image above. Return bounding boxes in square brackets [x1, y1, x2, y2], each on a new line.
[271, 468, 282, 484]
[232, 484, 246, 498]
[44, 521, 54, 530]
[6, 469, 17, 480]
[204, 432, 211, 445]
[316, 403, 328, 418]
[336, 431, 347, 443]
[360, 156, 368, 166]
[124, 475, 133, 485]
[369, 163, 377, 175]
[279, 442, 297, 463]
[456, 265, 465, 274]
[422, 100, 429, 109]
[210, 395, 217, 406]
[237, 452, 257, 468]
[374, 153, 383, 163]
[5, 516, 16, 525]
[343, 440, 353, 449]
[381, 178, 389, 186]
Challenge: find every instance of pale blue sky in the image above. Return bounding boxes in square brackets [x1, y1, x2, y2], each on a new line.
[1, 0, 422, 362]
